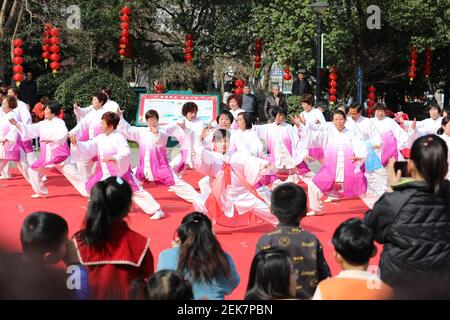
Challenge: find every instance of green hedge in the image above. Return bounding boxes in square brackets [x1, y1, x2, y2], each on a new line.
[54, 69, 137, 129]
[36, 73, 69, 98]
[286, 95, 303, 124]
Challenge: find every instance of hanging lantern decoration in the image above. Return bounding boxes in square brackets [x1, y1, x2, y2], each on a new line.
[254, 39, 262, 70]
[119, 6, 131, 60]
[283, 63, 291, 81]
[408, 46, 418, 83]
[12, 38, 24, 87]
[423, 47, 432, 79]
[155, 83, 165, 93]
[41, 23, 52, 67]
[328, 66, 338, 105]
[367, 85, 376, 117]
[184, 34, 194, 64]
[234, 79, 244, 95]
[49, 28, 61, 75]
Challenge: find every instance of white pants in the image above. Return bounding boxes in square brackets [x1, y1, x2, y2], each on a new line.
[1, 151, 38, 179]
[0, 151, 47, 196]
[132, 189, 161, 215]
[365, 167, 388, 196]
[307, 180, 345, 213]
[76, 159, 96, 180]
[167, 158, 200, 202]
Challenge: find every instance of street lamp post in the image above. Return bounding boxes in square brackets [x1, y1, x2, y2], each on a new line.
[309, 2, 329, 102]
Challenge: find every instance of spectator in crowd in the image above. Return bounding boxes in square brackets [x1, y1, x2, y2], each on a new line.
[31, 96, 49, 123]
[157, 212, 240, 300]
[0, 249, 73, 299]
[245, 248, 297, 300]
[131, 270, 194, 300]
[291, 69, 311, 96]
[313, 218, 393, 300]
[69, 177, 154, 299]
[364, 135, 450, 291]
[20, 72, 38, 108]
[256, 183, 331, 299]
[20, 211, 90, 299]
[264, 84, 287, 123]
[242, 85, 258, 123]
[317, 100, 332, 122]
[442, 105, 450, 118]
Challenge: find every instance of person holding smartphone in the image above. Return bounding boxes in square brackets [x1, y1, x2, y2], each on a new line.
[364, 134, 450, 293]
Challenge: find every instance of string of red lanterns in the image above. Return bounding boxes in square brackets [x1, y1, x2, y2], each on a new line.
[423, 47, 432, 79]
[408, 46, 418, 83]
[367, 85, 376, 117]
[283, 64, 291, 81]
[12, 39, 24, 86]
[49, 27, 61, 74]
[254, 39, 262, 70]
[234, 79, 244, 95]
[184, 34, 194, 63]
[41, 23, 52, 67]
[119, 6, 131, 60]
[328, 66, 338, 104]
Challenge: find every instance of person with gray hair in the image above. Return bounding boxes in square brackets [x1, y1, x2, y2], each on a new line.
[264, 84, 287, 122]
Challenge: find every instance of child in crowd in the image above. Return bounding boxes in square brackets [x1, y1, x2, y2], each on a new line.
[245, 248, 297, 300]
[131, 270, 193, 300]
[313, 218, 392, 300]
[70, 177, 154, 299]
[20, 211, 89, 299]
[157, 211, 240, 300]
[255, 183, 331, 299]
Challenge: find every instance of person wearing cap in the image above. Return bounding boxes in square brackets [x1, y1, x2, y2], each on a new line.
[291, 69, 312, 96]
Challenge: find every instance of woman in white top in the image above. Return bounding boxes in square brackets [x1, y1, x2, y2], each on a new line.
[437, 116, 450, 180]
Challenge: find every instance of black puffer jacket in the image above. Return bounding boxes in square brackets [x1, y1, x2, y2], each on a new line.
[364, 180, 450, 289]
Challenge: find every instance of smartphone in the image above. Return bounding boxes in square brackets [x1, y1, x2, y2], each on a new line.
[394, 161, 409, 177]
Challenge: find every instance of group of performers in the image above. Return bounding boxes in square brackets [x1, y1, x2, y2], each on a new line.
[1, 89, 449, 226]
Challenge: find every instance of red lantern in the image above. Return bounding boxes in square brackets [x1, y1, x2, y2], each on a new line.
[235, 87, 244, 95]
[119, 37, 130, 46]
[255, 56, 262, 63]
[13, 48, 23, 56]
[409, 46, 418, 82]
[283, 67, 290, 73]
[329, 80, 337, 88]
[120, 22, 129, 30]
[13, 39, 23, 47]
[283, 74, 292, 81]
[236, 79, 244, 87]
[50, 53, 60, 61]
[328, 88, 337, 95]
[12, 56, 24, 65]
[42, 52, 50, 60]
[367, 100, 376, 108]
[368, 85, 376, 93]
[184, 34, 195, 63]
[50, 62, 60, 74]
[254, 62, 261, 69]
[50, 37, 60, 45]
[329, 95, 337, 102]
[328, 73, 337, 81]
[50, 28, 60, 37]
[121, 6, 131, 15]
[155, 84, 164, 93]
[13, 73, 24, 82]
[13, 65, 23, 73]
[120, 30, 129, 37]
[366, 85, 376, 116]
[368, 92, 376, 100]
[120, 15, 130, 23]
[256, 39, 262, 46]
[423, 47, 432, 78]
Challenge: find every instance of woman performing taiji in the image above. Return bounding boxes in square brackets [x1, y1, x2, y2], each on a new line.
[70, 112, 165, 219]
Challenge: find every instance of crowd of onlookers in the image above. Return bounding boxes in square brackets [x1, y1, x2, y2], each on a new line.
[2, 129, 449, 300]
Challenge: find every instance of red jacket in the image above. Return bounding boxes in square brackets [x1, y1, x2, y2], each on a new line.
[74, 221, 154, 299]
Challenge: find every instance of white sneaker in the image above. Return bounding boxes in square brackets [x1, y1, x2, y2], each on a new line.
[31, 193, 49, 198]
[306, 210, 324, 216]
[42, 175, 48, 182]
[150, 209, 165, 220]
[324, 197, 340, 203]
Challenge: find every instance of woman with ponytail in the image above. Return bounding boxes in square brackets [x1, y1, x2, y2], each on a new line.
[71, 177, 154, 299]
[364, 134, 450, 291]
[157, 212, 240, 300]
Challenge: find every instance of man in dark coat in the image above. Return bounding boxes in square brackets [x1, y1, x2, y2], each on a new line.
[291, 69, 311, 96]
[20, 72, 38, 108]
[264, 84, 287, 122]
